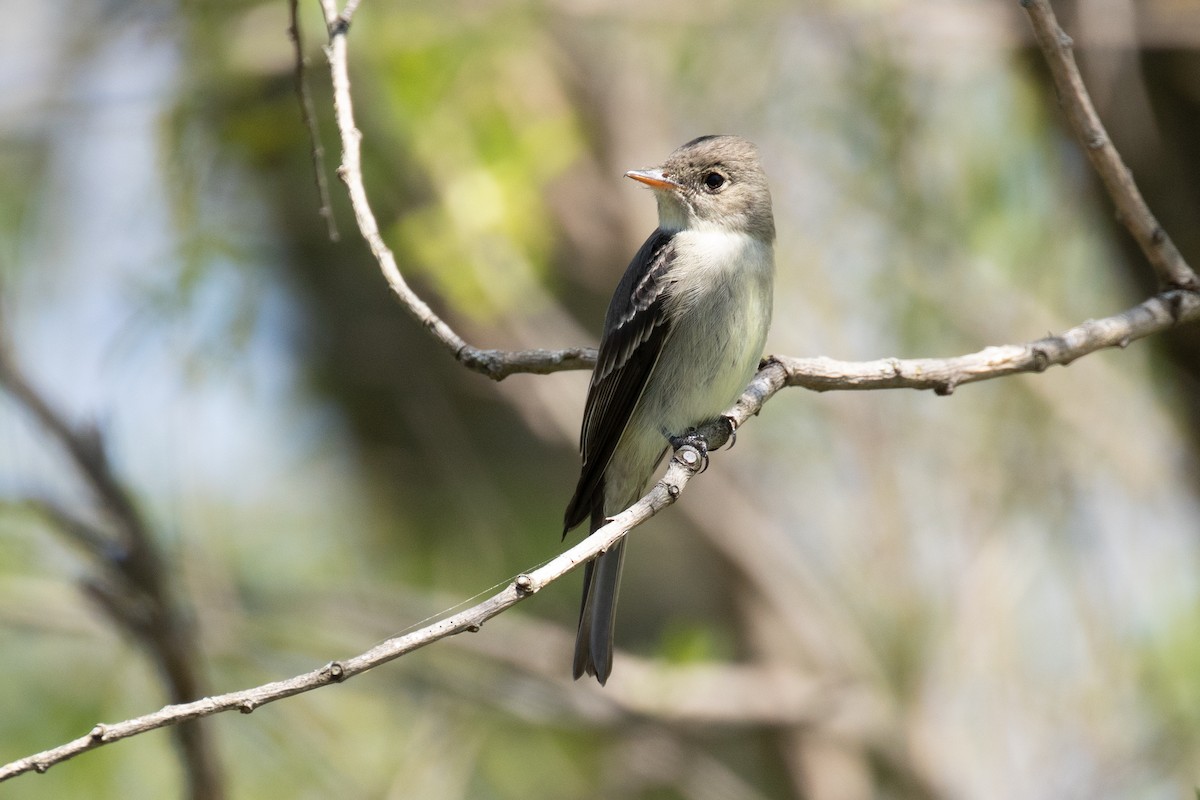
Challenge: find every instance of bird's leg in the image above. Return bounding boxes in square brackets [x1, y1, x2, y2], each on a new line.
[721, 414, 738, 449]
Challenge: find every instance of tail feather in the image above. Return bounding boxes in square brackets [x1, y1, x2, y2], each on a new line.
[572, 537, 626, 685]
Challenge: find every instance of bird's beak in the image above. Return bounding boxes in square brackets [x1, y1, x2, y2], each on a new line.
[625, 169, 682, 191]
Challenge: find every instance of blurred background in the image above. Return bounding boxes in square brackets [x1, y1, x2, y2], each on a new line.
[2, 0, 1199, 797]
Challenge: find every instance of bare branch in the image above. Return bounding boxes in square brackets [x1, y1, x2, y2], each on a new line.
[22, 496, 118, 565]
[769, 289, 1200, 398]
[0, 447, 705, 782]
[337, 0, 362, 29]
[10, 287, 1195, 780]
[1020, 0, 1198, 291]
[316, 0, 598, 380]
[0, 340, 225, 800]
[288, 0, 339, 241]
[459, 345, 597, 379]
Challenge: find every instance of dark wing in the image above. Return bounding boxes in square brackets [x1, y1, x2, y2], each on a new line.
[563, 229, 676, 533]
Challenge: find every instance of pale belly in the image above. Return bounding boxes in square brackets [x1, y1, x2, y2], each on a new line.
[604, 230, 773, 510]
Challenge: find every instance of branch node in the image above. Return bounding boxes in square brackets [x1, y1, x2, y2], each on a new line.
[32, 762, 48, 774]
[1086, 134, 1106, 150]
[933, 380, 956, 397]
[325, 661, 347, 682]
[238, 701, 256, 714]
[665, 481, 681, 499]
[514, 574, 534, 595]
[1166, 290, 1195, 321]
[466, 623, 482, 633]
[1056, 29, 1073, 50]
[89, 724, 108, 742]
[459, 347, 505, 381]
[1030, 345, 1051, 372]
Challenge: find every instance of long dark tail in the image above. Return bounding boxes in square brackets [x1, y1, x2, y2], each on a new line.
[572, 513, 626, 685]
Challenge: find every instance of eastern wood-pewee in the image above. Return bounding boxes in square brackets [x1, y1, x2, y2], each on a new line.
[564, 135, 776, 684]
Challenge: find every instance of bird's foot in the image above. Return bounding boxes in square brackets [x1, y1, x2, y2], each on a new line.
[669, 428, 711, 473]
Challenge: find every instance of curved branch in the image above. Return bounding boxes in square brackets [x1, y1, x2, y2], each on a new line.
[318, 0, 591, 381]
[1021, 0, 1198, 291]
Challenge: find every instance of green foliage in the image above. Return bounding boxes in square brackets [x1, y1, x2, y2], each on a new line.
[366, 8, 583, 318]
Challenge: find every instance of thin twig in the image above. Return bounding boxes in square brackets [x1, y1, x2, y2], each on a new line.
[22, 497, 119, 566]
[338, 0, 362, 29]
[288, 0, 339, 241]
[1020, 0, 1198, 291]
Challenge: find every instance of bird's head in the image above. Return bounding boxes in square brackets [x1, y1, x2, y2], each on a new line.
[625, 135, 775, 242]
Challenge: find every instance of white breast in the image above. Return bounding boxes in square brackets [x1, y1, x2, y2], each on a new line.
[603, 226, 775, 509]
[651, 228, 775, 432]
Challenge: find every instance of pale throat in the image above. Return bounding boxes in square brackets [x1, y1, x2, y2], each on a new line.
[654, 193, 761, 240]
[654, 194, 691, 233]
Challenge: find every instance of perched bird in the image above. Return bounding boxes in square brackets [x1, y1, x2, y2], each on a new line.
[564, 135, 776, 684]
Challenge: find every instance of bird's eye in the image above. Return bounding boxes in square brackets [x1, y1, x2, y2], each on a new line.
[702, 172, 726, 192]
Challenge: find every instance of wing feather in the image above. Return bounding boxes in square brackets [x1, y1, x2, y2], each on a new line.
[563, 230, 676, 533]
